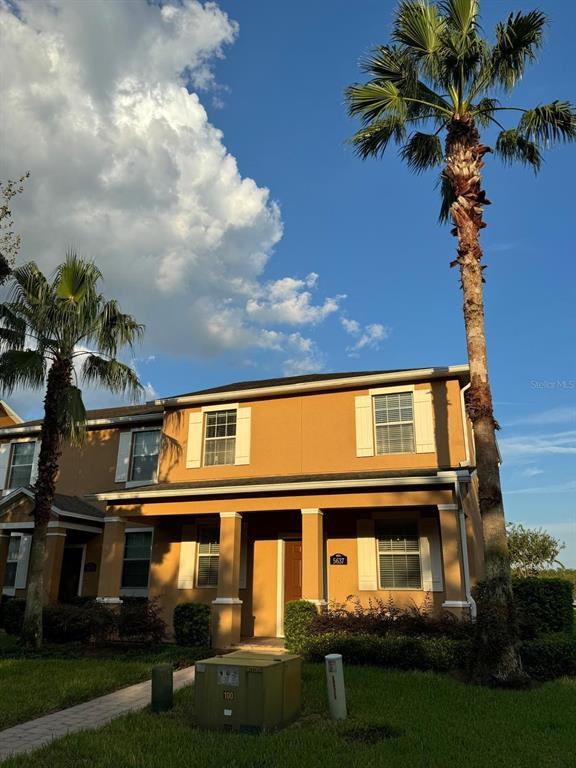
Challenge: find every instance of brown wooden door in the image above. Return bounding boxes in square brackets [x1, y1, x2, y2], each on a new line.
[284, 540, 302, 603]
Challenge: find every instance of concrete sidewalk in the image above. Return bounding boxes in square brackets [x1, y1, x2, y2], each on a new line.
[0, 666, 195, 763]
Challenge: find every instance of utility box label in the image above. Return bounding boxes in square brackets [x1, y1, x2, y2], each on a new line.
[330, 553, 347, 565]
[217, 666, 240, 687]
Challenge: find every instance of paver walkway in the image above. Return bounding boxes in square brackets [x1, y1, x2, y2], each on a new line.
[0, 666, 195, 763]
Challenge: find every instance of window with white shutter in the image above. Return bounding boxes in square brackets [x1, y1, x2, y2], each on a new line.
[203, 410, 236, 466]
[374, 392, 415, 454]
[129, 430, 160, 482]
[197, 525, 219, 587]
[7, 442, 35, 488]
[121, 530, 153, 591]
[377, 523, 422, 589]
[3, 535, 21, 590]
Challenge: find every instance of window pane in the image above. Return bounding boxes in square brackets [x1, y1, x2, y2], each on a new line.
[4, 562, 17, 589]
[378, 524, 421, 589]
[130, 430, 160, 481]
[204, 437, 236, 466]
[376, 423, 415, 454]
[8, 443, 35, 487]
[7, 536, 21, 560]
[197, 555, 219, 587]
[121, 560, 150, 588]
[11, 442, 35, 465]
[198, 526, 219, 555]
[124, 532, 152, 560]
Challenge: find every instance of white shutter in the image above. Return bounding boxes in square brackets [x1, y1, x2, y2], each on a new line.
[15, 533, 31, 589]
[115, 431, 132, 482]
[355, 396, 374, 457]
[414, 389, 435, 453]
[0, 442, 10, 490]
[239, 521, 248, 589]
[357, 518, 378, 590]
[29, 440, 41, 486]
[177, 524, 197, 589]
[420, 518, 444, 592]
[234, 407, 251, 465]
[186, 412, 204, 469]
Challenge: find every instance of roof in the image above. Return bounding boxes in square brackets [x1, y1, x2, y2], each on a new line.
[158, 365, 470, 404]
[0, 400, 23, 424]
[90, 467, 472, 502]
[1, 403, 163, 431]
[0, 487, 104, 521]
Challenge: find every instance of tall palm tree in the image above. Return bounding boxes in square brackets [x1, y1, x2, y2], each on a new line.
[345, 0, 575, 683]
[0, 254, 143, 647]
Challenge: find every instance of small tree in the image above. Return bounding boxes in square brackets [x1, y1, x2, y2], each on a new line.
[507, 523, 565, 577]
[0, 172, 29, 285]
[0, 254, 144, 647]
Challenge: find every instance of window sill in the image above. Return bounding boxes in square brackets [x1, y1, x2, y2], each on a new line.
[125, 480, 157, 489]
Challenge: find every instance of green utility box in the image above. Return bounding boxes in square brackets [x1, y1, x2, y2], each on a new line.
[194, 651, 301, 732]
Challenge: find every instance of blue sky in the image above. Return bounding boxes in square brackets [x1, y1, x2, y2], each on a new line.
[1, 1, 574, 562]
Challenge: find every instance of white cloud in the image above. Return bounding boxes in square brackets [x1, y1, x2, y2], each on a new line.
[506, 407, 576, 427]
[520, 467, 544, 478]
[0, 0, 342, 375]
[498, 430, 576, 459]
[341, 317, 389, 355]
[507, 480, 576, 495]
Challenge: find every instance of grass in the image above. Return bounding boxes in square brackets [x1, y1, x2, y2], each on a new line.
[3, 664, 575, 768]
[0, 633, 209, 731]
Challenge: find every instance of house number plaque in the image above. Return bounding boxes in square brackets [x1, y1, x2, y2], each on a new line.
[330, 553, 347, 565]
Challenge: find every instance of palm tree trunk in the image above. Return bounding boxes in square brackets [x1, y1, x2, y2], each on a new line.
[445, 116, 524, 684]
[21, 359, 71, 648]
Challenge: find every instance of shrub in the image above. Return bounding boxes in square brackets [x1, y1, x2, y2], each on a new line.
[284, 600, 318, 654]
[2, 598, 25, 636]
[43, 603, 105, 643]
[302, 631, 469, 672]
[116, 598, 166, 643]
[520, 635, 576, 681]
[173, 602, 211, 646]
[512, 577, 573, 638]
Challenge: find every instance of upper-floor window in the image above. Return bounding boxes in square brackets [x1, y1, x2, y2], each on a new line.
[129, 430, 160, 482]
[373, 392, 415, 454]
[197, 525, 219, 587]
[3, 535, 21, 590]
[8, 442, 35, 488]
[377, 522, 421, 589]
[121, 530, 153, 592]
[204, 410, 237, 466]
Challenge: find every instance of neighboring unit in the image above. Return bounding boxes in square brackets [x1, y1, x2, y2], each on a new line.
[0, 366, 483, 648]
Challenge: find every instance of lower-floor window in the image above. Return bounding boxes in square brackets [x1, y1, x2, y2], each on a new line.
[4, 535, 20, 589]
[377, 522, 421, 589]
[197, 525, 219, 588]
[121, 530, 153, 590]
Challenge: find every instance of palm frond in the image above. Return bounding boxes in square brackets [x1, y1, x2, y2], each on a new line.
[400, 132, 444, 173]
[362, 45, 417, 88]
[346, 81, 408, 124]
[471, 97, 500, 128]
[0, 303, 27, 351]
[348, 117, 407, 159]
[81, 355, 143, 401]
[495, 129, 542, 172]
[393, 0, 445, 80]
[489, 11, 547, 91]
[57, 385, 87, 446]
[440, 0, 479, 35]
[53, 252, 102, 304]
[94, 300, 144, 357]
[518, 101, 576, 144]
[0, 350, 46, 393]
[437, 173, 456, 223]
[8, 262, 51, 308]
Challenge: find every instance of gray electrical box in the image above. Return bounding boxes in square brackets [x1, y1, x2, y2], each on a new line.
[194, 650, 301, 732]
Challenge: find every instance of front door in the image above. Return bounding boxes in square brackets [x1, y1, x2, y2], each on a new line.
[284, 539, 302, 604]
[58, 547, 84, 603]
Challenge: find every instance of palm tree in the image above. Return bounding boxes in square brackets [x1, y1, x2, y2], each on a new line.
[0, 254, 143, 647]
[345, 0, 575, 683]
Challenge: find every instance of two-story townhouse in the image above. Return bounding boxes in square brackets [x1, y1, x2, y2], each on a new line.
[87, 365, 484, 649]
[0, 403, 162, 603]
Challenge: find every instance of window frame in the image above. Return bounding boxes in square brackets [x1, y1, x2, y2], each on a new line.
[372, 390, 415, 456]
[126, 428, 161, 486]
[120, 527, 154, 597]
[376, 521, 422, 591]
[6, 440, 36, 490]
[202, 408, 237, 467]
[2, 533, 22, 596]
[196, 523, 220, 589]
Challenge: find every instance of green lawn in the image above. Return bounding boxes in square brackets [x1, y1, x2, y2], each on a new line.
[0, 634, 208, 731]
[3, 664, 575, 768]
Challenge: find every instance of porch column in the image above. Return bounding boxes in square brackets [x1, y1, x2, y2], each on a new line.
[96, 517, 126, 603]
[212, 512, 242, 648]
[0, 534, 10, 592]
[301, 508, 326, 605]
[44, 528, 67, 603]
[438, 504, 467, 614]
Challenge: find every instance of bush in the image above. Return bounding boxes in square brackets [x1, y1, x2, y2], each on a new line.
[520, 635, 576, 681]
[302, 631, 469, 672]
[2, 598, 25, 636]
[284, 600, 318, 654]
[512, 577, 573, 638]
[116, 598, 166, 643]
[173, 602, 211, 646]
[43, 602, 114, 643]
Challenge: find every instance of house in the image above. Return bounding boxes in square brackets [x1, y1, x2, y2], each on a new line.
[0, 366, 484, 648]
